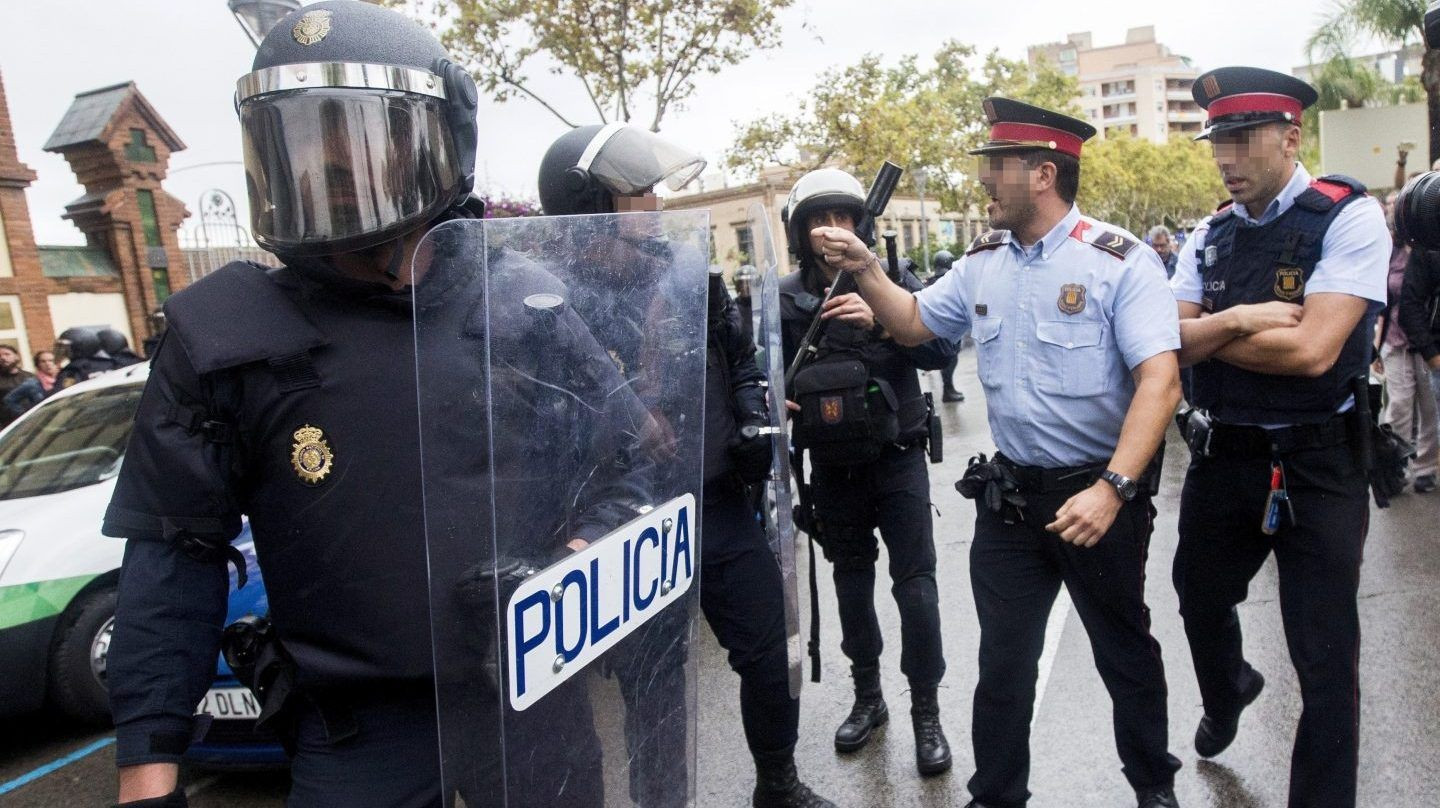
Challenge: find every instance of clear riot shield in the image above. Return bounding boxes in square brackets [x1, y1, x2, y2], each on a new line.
[414, 211, 708, 807]
[746, 203, 803, 699]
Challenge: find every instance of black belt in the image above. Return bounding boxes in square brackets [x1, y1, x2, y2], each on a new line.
[1207, 416, 1352, 458]
[995, 454, 1104, 494]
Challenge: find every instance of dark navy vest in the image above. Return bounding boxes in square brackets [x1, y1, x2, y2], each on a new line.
[1192, 175, 1372, 425]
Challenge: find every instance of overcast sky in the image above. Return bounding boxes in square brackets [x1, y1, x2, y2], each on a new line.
[0, 1, 1368, 245]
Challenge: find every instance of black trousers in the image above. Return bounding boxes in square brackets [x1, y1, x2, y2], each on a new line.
[1174, 442, 1367, 808]
[967, 487, 1180, 807]
[284, 683, 605, 808]
[700, 485, 801, 754]
[609, 484, 799, 807]
[941, 353, 960, 392]
[811, 443, 946, 687]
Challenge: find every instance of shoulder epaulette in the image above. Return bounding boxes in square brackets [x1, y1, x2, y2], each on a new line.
[1087, 229, 1139, 260]
[966, 230, 1009, 255]
[1215, 199, 1234, 213]
[1296, 174, 1367, 213]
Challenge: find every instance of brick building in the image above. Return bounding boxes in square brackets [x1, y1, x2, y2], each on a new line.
[0, 71, 191, 370]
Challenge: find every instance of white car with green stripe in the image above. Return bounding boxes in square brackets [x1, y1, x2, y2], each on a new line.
[0, 362, 148, 723]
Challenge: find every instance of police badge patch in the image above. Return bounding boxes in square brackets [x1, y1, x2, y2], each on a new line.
[1274, 267, 1305, 301]
[1205, 245, 1218, 267]
[1057, 284, 1087, 315]
[821, 396, 844, 425]
[292, 10, 333, 46]
[291, 425, 334, 485]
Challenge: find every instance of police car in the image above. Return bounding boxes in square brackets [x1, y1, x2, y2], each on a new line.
[0, 363, 285, 767]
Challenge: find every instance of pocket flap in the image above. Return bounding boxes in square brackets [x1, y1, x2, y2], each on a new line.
[792, 359, 869, 396]
[1036, 320, 1103, 349]
[972, 316, 1003, 343]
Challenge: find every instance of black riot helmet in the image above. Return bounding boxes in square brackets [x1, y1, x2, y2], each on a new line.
[932, 250, 954, 272]
[538, 124, 706, 216]
[56, 328, 101, 362]
[235, 1, 479, 257]
[781, 168, 872, 260]
[97, 328, 130, 355]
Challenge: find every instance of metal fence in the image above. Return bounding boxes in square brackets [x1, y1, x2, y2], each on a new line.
[178, 188, 279, 282]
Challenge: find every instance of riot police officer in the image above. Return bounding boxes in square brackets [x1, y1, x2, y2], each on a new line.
[98, 328, 143, 369]
[778, 167, 957, 777]
[818, 99, 1185, 808]
[538, 123, 834, 808]
[926, 250, 963, 402]
[102, 4, 628, 806]
[1170, 68, 1389, 808]
[53, 327, 112, 389]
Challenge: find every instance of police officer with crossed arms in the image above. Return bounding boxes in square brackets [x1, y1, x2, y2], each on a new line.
[816, 98, 1185, 808]
[1171, 67, 1390, 808]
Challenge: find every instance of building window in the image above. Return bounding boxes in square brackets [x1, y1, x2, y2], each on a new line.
[0, 296, 30, 370]
[136, 189, 161, 246]
[125, 129, 157, 163]
[709, 225, 717, 263]
[903, 221, 916, 252]
[151, 268, 171, 304]
[734, 225, 754, 264]
[0, 205, 12, 278]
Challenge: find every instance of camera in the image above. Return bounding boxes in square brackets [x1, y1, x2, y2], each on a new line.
[1395, 170, 1440, 250]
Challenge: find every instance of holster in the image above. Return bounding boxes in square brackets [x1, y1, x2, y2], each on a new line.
[221, 616, 299, 748]
[924, 392, 943, 464]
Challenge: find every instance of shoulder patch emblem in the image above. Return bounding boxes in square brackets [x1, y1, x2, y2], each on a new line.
[292, 10, 333, 46]
[1058, 284, 1087, 315]
[1274, 267, 1305, 301]
[291, 425, 334, 485]
[1088, 230, 1137, 260]
[966, 230, 1008, 255]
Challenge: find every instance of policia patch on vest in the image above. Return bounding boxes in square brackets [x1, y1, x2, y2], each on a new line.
[1058, 284, 1087, 315]
[291, 425, 335, 485]
[1274, 267, 1305, 300]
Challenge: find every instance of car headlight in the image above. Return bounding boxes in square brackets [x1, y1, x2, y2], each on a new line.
[0, 529, 23, 580]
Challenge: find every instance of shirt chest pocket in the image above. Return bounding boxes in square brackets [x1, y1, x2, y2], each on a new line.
[971, 316, 1004, 389]
[1035, 320, 1109, 398]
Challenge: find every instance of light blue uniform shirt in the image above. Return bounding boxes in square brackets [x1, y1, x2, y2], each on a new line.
[916, 205, 1180, 468]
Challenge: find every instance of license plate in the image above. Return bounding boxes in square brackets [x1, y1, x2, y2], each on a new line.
[196, 687, 262, 720]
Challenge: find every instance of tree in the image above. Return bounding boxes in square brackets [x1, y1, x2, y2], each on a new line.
[387, 0, 793, 131]
[726, 42, 1079, 213]
[1075, 134, 1228, 236]
[1308, 1, 1438, 163]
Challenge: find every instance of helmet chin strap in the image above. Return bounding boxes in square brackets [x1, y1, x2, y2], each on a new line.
[382, 236, 408, 281]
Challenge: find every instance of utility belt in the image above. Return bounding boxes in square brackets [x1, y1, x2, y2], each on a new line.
[1175, 407, 1352, 460]
[220, 616, 434, 753]
[956, 450, 1161, 524]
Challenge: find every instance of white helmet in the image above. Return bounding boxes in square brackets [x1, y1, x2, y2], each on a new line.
[781, 168, 870, 257]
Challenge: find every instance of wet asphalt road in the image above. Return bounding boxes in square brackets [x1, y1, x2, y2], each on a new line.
[3, 348, 1437, 807]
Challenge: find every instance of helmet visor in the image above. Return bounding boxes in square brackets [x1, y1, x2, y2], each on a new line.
[584, 126, 706, 195]
[241, 89, 460, 255]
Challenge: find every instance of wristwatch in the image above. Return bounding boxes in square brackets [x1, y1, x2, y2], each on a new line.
[1100, 470, 1139, 501]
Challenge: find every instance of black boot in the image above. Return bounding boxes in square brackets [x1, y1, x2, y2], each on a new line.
[942, 387, 965, 402]
[1195, 667, 1265, 758]
[911, 686, 952, 776]
[752, 748, 837, 808]
[834, 663, 887, 752]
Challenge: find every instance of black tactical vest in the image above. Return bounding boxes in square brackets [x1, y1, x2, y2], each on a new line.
[1192, 175, 1373, 425]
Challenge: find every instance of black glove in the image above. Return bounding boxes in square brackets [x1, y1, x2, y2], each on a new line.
[116, 788, 188, 808]
[955, 454, 1028, 524]
[728, 418, 774, 484]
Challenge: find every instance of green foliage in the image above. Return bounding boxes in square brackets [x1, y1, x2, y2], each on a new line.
[388, 0, 793, 130]
[726, 42, 1079, 213]
[1075, 134, 1228, 235]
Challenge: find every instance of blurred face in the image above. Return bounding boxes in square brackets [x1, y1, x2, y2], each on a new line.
[806, 207, 856, 255]
[614, 192, 662, 212]
[0, 346, 18, 371]
[36, 352, 59, 375]
[1210, 123, 1300, 211]
[978, 154, 1042, 234]
[1385, 190, 1401, 233]
[1151, 232, 1172, 260]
